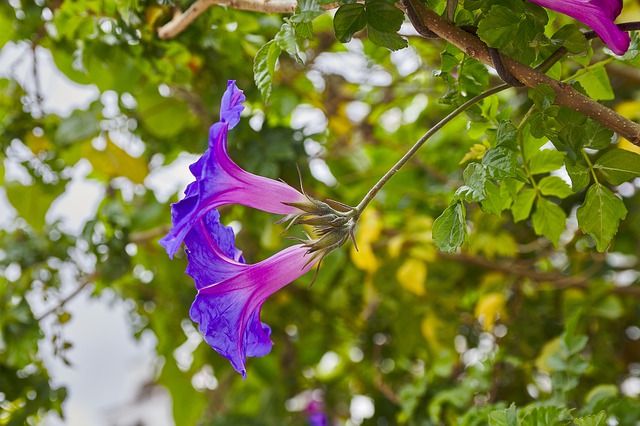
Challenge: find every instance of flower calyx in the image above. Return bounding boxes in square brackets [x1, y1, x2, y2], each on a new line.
[283, 195, 359, 276]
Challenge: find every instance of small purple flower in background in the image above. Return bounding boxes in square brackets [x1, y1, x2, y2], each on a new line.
[161, 81, 356, 378]
[529, 0, 630, 55]
[306, 399, 329, 426]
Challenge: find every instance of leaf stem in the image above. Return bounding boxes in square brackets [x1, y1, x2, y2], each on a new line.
[353, 84, 509, 217]
[581, 149, 600, 184]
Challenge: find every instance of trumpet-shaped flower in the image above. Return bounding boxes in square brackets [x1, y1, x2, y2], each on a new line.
[159, 81, 310, 258]
[185, 209, 317, 378]
[530, 0, 630, 55]
[161, 81, 356, 378]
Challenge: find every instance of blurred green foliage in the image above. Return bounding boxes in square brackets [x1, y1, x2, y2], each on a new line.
[1, 0, 640, 424]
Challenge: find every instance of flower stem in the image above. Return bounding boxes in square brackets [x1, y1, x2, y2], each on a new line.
[353, 84, 509, 217]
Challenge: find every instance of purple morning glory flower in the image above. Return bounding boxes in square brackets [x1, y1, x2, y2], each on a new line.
[162, 81, 356, 378]
[529, 0, 630, 55]
[159, 80, 310, 258]
[184, 209, 317, 379]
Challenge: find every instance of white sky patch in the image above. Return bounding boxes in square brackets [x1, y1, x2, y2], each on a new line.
[390, 46, 422, 77]
[309, 158, 337, 187]
[46, 159, 105, 236]
[313, 40, 392, 86]
[0, 42, 100, 117]
[291, 104, 328, 135]
[144, 152, 200, 203]
[346, 101, 371, 123]
[349, 395, 375, 425]
[403, 94, 428, 124]
[316, 351, 341, 377]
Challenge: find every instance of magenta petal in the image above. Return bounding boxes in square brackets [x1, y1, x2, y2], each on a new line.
[190, 292, 273, 379]
[190, 245, 317, 378]
[159, 81, 307, 257]
[530, 0, 630, 55]
[184, 210, 245, 290]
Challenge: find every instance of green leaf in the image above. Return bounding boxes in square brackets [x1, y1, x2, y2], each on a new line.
[550, 24, 587, 54]
[293, 0, 324, 22]
[593, 295, 623, 320]
[532, 197, 566, 247]
[497, 120, 518, 150]
[275, 22, 301, 62]
[55, 109, 100, 145]
[294, 21, 314, 40]
[136, 87, 192, 139]
[529, 83, 556, 113]
[461, 163, 487, 202]
[480, 180, 504, 216]
[538, 176, 573, 199]
[476, 4, 538, 64]
[0, 10, 15, 49]
[565, 158, 591, 191]
[576, 183, 627, 251]
[593, 149, 640, 185]
[253, 40, 282, 101]
[5, 181, 66, 231]
[520, 406, 571, 426]
[333, 3, 367, 43]
[367, 25, 408, 51]
[574, 411, 607, 426]
[562, 313, 587, 356]
[365, 0, 404, 33]
[433, 202, 466, 252]
[482, 147, 521, 179]
[477, 6, 522, 49]
[528, 149, 565, 175]
[574, 64, 614, 101]
[512, 188, 536, 222]
[583, 120, 613, 150]
[489, 403, 518, 426]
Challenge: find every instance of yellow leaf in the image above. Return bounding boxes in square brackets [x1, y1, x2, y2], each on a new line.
[408, 245, 437, 262]
[475, 292, 506, 331]
[421, 313, 443, 350]
[396, 257, 427, 296]
[387, 234, 405, 259]
[459, 141, 490, 164]
[618, 138, 640, 154]
[350, 243, 378, 273]
[615, 101, 640, 154]
[25, 133, 53, 153]
[535, 337, 561, 373]
[83, 137, 149, 184]
[355, 208, 382, 245]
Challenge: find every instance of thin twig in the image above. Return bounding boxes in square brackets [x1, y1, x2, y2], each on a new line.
[129, 225, 171, 244]
[354, 84, 509, 216]
[158, 0, 337, 39]
[35, 272, 99, 321]
[31, 44, 43, 116]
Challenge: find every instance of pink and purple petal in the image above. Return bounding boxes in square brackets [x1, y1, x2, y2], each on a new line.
[190, 244, 317, 378]
[159, 81, 308, 257]
[530, 0, 630, 55]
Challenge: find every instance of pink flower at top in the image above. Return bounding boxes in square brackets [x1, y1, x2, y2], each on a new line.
[530, 0, 630, 55]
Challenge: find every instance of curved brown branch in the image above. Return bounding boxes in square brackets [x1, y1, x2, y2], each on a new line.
[402, 0, 640, 146]
[158, 0, 337, 39]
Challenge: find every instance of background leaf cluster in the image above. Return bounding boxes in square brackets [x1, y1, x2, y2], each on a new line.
[1, 0, 640, 424]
